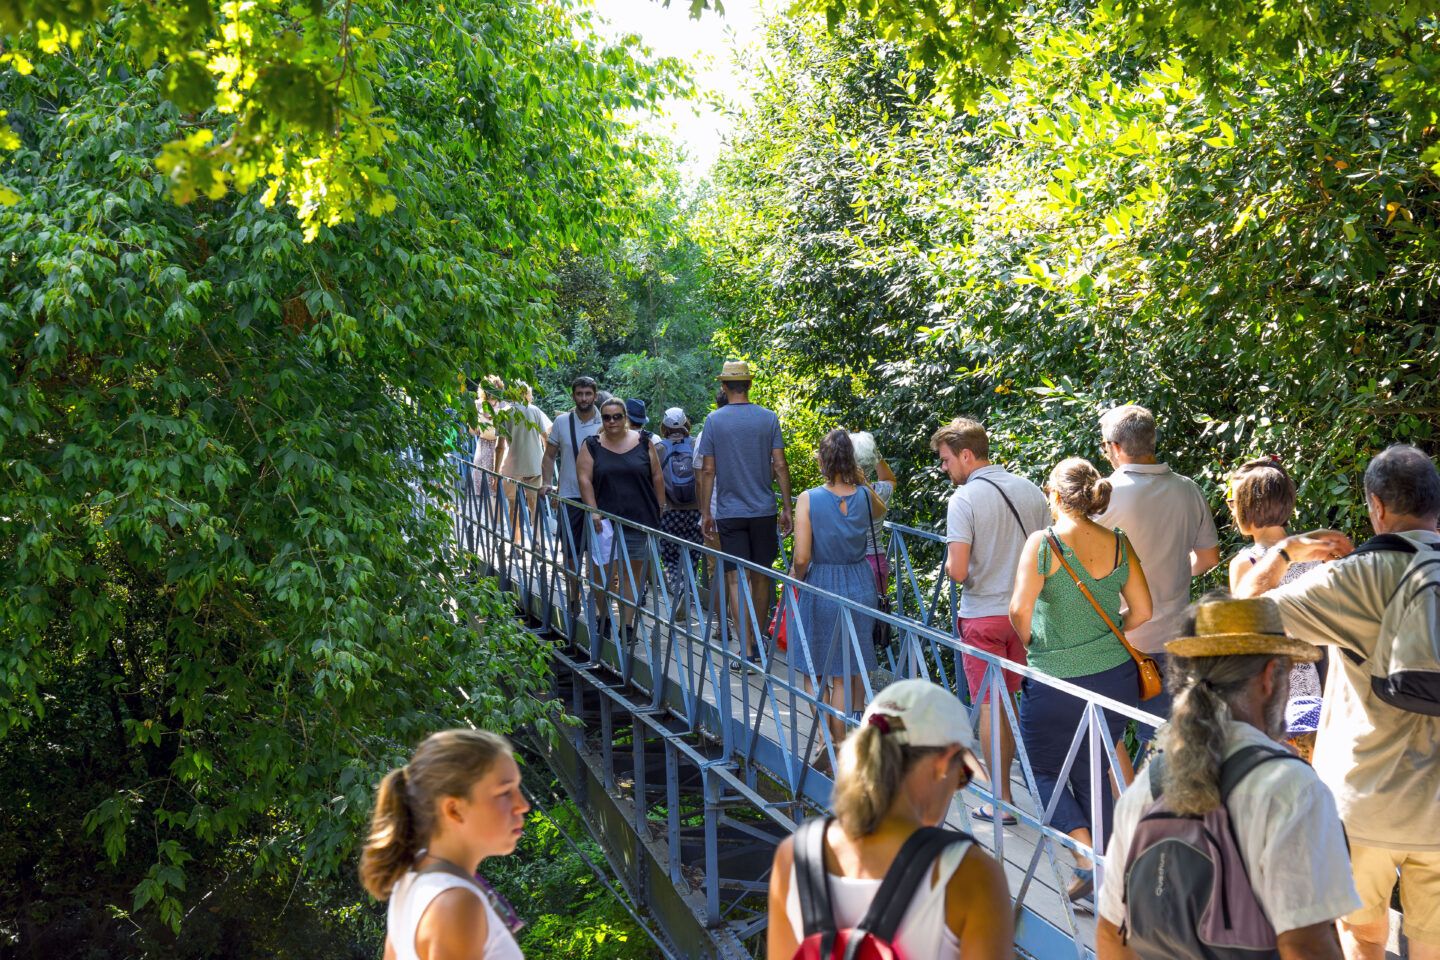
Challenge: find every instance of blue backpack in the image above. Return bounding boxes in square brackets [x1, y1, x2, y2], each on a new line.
[660, 438, 697, 507]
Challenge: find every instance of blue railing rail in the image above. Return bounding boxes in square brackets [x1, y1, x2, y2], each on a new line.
[452, 458, 1161, 957]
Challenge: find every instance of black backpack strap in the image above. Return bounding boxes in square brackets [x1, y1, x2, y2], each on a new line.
[857, 827, 971, 945]
[1353, 533, 1420, 557]
[568, 411, 580, 458]
[972, 475, 1027, 536]
[794, 817, 837, 944]
[1219, 744, 1297, 804]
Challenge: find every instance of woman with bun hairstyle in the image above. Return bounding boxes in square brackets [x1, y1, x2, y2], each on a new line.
[766, 680, 1014, 959]
[361, 729, 529, 960]
[1007, 457, 1152, 903]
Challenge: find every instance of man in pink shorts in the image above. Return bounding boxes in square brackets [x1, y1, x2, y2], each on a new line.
[932, 418, 1048, 824]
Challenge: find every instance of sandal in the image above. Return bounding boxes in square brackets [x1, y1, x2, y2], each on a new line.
[1067, 867, 1094, 902]
[970, 805, 1018, 826]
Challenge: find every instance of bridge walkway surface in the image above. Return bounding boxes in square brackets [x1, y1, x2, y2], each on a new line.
[452, 463, 1161, 959]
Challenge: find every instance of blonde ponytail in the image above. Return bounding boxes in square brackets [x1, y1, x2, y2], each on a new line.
[831, 721, 943, 838]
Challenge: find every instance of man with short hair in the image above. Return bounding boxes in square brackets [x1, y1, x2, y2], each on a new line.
[542, 376, 602, 604]
[1094, 404, 1220, 718]
[697, 361, 792, 661]
[1097, 595, 1358, 959]
[1237, 444, 1440, 960]
[930, 417, 1048, 824]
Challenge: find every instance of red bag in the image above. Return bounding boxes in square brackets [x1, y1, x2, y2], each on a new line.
[792, 817, 970, 960]
[769, 586, 797, 653]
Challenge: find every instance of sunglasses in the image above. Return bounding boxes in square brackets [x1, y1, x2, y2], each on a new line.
[601, 413, 626, 423]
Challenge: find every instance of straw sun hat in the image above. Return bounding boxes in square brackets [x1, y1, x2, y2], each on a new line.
[1165, 597, 1322, 663]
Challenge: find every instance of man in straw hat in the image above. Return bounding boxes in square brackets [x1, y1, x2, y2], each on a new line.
[1097, 594, 1358, 959]
[1236, 444, 1440, 960]
[696, 360, 793, 662]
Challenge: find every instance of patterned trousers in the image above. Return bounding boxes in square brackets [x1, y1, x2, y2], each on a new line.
[659, 509, 704, 597]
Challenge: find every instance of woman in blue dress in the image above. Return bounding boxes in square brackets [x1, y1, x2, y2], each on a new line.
[791, 429, 887, 747]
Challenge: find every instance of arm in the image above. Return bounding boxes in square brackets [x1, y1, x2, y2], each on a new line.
[948, 846, 1014, 960]
[1008, 532, 1044, 645]
[649, 440, 666, 514]
[1227, 551, 1249, 594]
[413, 887, 488, 960]
[772, 447, 794, 535]
[577, 443, 601, 531]
[540, 438, 560, 493]
[1277, 923, 1344, 960]
[790, 491, 813, 581]
[1096, 918, 1139, 960]
[1120, 535, 1153, 632]
[1190, 544, 1221, 578]
[875, 457, 896, 486]
[766, 838, 799, 960]
[1233, 530, 1354, 597]
[382, 936, 396, 960]
[945, 541, 971, 585]
[698, 455, 716, 539]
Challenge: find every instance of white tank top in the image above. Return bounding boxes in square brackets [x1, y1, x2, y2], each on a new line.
[783, 838, 971, 958]
[386, 871, 524, 960]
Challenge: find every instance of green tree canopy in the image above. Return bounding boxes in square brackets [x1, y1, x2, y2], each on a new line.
[701, 10, 1439, 537]
[0, 0, 686, 951]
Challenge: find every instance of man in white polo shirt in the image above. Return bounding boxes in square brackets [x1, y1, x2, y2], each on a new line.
[1094, 404, 1220, 724]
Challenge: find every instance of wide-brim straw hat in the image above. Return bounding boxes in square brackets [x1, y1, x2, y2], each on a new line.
[717, 360, 753, 382]
[1165, 597, 1322, 662]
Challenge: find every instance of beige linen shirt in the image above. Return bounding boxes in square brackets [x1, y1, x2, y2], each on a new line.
[1270, 529, 1440, 850]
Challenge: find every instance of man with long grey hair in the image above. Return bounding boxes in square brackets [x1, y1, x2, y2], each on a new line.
[1096, 595, 1358, 959]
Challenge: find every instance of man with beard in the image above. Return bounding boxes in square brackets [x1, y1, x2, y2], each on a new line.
[542, 376, 603, 613]
[1096, 595, 1358, 959]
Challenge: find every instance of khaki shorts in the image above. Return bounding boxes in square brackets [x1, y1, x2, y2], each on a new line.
[1346, 843, 1440, 946]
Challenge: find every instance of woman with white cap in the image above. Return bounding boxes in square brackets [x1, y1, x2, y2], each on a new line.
[657, 407, 704, 599]
[767, 679, 1014, 959]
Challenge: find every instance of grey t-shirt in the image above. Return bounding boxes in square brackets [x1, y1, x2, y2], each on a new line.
[945, 465, 1049, 619]
[547, 408, 603, 499]
[1094, 463, 1219, 653]
[695, 403, 784, 520]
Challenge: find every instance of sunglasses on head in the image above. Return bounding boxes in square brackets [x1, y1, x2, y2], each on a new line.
[601, 412, 626, 423]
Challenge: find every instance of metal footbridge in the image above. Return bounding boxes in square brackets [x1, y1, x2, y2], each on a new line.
[452, 462, 1161, 958]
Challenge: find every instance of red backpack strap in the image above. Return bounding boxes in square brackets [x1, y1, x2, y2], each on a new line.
[856, 827, 972, 947]
[794, 817, 838, 950]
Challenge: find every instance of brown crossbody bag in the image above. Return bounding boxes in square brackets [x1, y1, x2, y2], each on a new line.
[1045, 530, 1164, 701]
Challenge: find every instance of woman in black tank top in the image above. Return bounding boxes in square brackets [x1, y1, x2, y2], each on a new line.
[577, 398, 665, 641]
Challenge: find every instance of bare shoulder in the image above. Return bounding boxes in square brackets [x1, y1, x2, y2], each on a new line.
[418, 885, 488, 958]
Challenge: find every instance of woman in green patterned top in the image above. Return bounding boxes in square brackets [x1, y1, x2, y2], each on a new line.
[1008, 457, 1153, 903]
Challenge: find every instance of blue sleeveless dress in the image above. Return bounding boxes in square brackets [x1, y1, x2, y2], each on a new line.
[794, 488, 879, 678]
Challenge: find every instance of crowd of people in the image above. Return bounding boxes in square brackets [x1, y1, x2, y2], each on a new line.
[417, 360, 1439, 960]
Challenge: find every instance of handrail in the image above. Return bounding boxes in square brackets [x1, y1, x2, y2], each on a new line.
[451, 456, 1156, 956]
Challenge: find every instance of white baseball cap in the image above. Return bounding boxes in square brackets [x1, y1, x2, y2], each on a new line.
[661, 407, 688, 430]
[860, 679, 976, 751]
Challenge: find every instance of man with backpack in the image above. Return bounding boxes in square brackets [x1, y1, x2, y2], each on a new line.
[1097, 595, 1358, 960]
[657, 407, 703, 602]
[1235, 444, 1440, 960]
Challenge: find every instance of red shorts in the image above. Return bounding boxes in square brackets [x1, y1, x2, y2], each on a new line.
[959, 615, 1027, 704]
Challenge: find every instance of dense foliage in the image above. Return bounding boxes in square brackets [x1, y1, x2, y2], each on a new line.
[0, 0, 683, 953]
[538, 181, 724, 425]
[702, 12, 1440, 543]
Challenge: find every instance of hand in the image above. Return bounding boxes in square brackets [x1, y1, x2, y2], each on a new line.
[1283, 530, 1354, 563]
[702, 514, 716, 539]
[778, 507, 793, 536]
[592, 515, 604, 533]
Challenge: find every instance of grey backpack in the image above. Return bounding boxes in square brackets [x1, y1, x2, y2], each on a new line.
[1119, 745, 1300, 959]
[1350, 534, 1440, 715]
